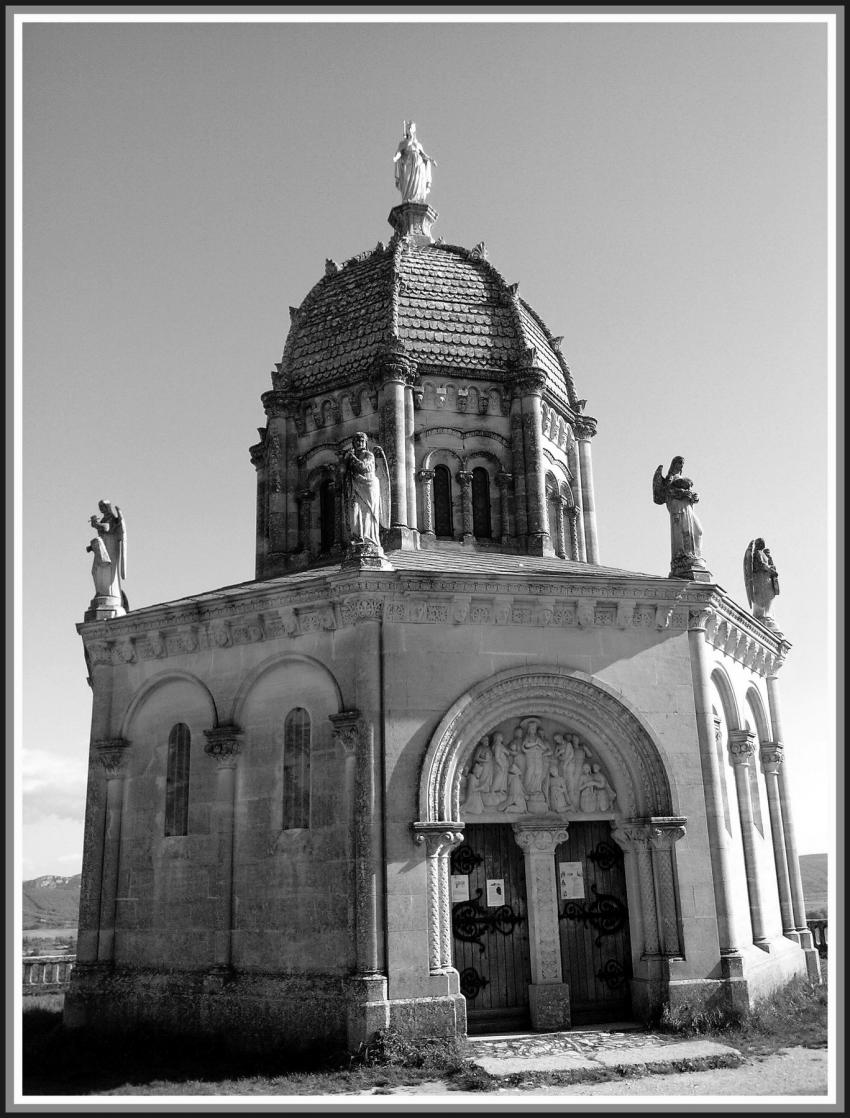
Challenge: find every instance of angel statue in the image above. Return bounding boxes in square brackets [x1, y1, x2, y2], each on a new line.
[342, 432, 391, 555]
[86, 499, 128, 614]
[744, 538, 780, 625]
[652, 456, 709, 579]
[393, 121, 437, 204]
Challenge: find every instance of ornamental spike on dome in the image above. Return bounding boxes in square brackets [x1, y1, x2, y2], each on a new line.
[389, 122, 439, 244]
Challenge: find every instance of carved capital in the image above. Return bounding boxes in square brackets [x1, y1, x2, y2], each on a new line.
[260, 389, 292, 419]
[203, 726, 243, 768]
[330, 710, 364, 755]
[512, 823, 569, 855]
[648, 817, 687, 850]
[610, 821, 652, 852]
[456, 470, 473, 487]
[296, 488, 315, 504]
[411, 822, 465, 858]
[687, 607, 714, 631]
[94, 738, 130, 779]
[728, 729, 757, 765]
[574, 417, 597, 440]
[512, 370, 547, 396]
[759, 741, 784, 773]
[496, 471, 513, 489]
[417, 467, 435, 482]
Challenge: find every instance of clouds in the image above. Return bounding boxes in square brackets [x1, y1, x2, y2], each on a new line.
[22, 748, 87, 825]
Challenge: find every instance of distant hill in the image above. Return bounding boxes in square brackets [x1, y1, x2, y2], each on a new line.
[799, 853, 828, 916]
[22, 874, 81, 930]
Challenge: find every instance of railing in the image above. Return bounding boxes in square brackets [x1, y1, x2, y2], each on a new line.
[21, 954, 76, 994]
[807, 920, 828, 957]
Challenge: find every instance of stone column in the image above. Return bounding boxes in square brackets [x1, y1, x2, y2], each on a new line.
[727, 730, 769, 948]
[260, 389, 293, 563]
[567, 507, 580, 560]
[649, 818, 687, 956]
[296, 488, 314, 554]
[759, 742, 796, 939]
[567, 436, 587, 561]
[512, 824, 571, 1030]
[509, 399, 528, 543]
[519, 373, 550, 554]
[418, 468, 435, 537]
[496, 471, 513, 544]
[94, 738, 130, 965]
[404, 384, 417, 533]
[576, 418, 599, 563]
[765, 671, 815, 953]
[457, 470, 474, 544]
[687, 610, 742, 965]
[203, 725, 243, 971]
[376, 347, 414, 538]
[412, 824, 465, 974]
[612, 822, 661, 957]
[249, 439, 267, 580]
[554, 497, 568, 559]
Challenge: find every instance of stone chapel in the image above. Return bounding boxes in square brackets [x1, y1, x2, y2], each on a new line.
[65, 132, 820, 1052]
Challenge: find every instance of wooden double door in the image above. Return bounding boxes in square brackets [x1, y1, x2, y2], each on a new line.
[451, 822, 632, 1031]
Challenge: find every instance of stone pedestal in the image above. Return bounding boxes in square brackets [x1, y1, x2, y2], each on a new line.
[342, 542, 394, 571]
[84, 596, 126, 622]
[346, 975, 390, 1051]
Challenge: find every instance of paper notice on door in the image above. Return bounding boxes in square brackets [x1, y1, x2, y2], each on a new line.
[486, 878, 505, 907]
[451, 875, 470, 903]
[559, 861, 585, 900]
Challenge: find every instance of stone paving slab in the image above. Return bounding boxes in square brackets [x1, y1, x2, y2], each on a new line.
[466, 1029, 742, 1082]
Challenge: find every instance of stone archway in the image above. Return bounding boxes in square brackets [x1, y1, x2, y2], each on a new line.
[413, 665, 687, 1029]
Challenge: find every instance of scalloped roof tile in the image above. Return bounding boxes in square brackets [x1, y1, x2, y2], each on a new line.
[280, 240, 574, 407]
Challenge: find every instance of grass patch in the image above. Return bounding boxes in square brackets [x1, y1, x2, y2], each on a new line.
[658, 977, 828, 1057]
[21, 1007, 493, 1096]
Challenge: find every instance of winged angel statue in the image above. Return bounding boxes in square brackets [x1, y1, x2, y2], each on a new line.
[743, 538, 780, 624]
[342, 432, 391, 554]
[652, 456, 707, 577]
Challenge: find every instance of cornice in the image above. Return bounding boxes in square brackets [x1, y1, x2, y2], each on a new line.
[75, 569, 786, 678]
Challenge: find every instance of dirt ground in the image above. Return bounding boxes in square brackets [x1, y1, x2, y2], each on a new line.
[359, 1046, 830, 1099]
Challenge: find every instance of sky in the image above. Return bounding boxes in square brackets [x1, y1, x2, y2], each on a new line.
[16, 14, 835, 879]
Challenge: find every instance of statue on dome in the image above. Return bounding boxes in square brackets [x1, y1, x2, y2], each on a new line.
[744, 538, 780, 625]
[652, 456, 709, 579]
[86, 500, 128, 612]
[342, 432, 390, 552]
[393, 121, 436, 204]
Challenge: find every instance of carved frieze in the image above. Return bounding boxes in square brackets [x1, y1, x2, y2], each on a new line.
[458, 717, 618, 823]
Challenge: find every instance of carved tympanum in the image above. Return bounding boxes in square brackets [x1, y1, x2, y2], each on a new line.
[459, 716, 616, 820]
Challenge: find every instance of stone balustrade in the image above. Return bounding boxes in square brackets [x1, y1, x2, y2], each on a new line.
[21, 954, 76, 994]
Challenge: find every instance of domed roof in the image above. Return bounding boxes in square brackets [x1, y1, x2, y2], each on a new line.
[275, 234, 578, 412]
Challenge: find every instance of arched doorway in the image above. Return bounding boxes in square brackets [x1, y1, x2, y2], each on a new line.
[414, 666, 685, 1032]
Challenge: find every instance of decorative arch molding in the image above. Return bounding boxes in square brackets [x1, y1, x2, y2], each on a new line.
[420, 446, 465, 470]
[305, 459, 340, 489]
[230, 650, 344, 727]
[300, 441, 346, 466]
[119, 669, 219, 739]
[709, 664, 742, 732]
[743, 684, 771, 743]
[418, 665, 675, 823]
[463, 448, 506, 472]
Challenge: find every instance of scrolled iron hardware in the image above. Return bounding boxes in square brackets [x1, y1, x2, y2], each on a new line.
[451, 844, 483, 876]
[596, 958, 627, 990]
[559, 883, 628, 946]
[452, 888, 526, 952]
[459, 966, 489, 999]
[585, 840, 623, 871]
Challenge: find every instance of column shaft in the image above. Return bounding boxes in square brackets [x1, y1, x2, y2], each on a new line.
[496, 473, 512, 543]
[567, 439, 587, 560]
[458, 471, 473, 543]
[522, 391, 549, 547]
[761, 753, 796, 936]
[418, 469, 435, 535]
[728, 733, 768, 946]
[577, 431, 599, 563]
[96, 773, 125, 964]
[404, 386, 417, 531]
[510, 401, 528, 541]
[688, 617, 741, 956]
[381, 379, 408, 527]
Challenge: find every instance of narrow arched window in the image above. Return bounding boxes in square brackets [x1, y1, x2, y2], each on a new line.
[471, 468, 492, 539]
[433, 465, 454, 538]
[319, 476, 335, 552]
[283, 707, 311, 829]
[165, 723, 191, 837]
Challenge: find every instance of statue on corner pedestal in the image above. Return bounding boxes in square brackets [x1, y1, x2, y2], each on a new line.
[744, 537, 780, 627]
[393, 121, 437, 204]
[85, 500, 128, 619]
[341, 432, 391, 568]
[652, 456, 711, 581]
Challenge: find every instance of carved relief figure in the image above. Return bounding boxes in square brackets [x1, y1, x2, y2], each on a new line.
[564, 735, 587, 806]
[393, 121, 437, 204]
[342, 432, 390, 549]
[503, 760, 527, 814]
[744, 537, 780, 622]
[546, 760, 571, 813]
[520, 717, 550, 795]
[87, 500, 128, 608]
[490, 732, 509, 795]
[472, 736, 494, 792]
[652, 456, 707, 576]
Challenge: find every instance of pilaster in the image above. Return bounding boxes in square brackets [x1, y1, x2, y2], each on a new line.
[203, 725, 243, 971]
[575, 417, 599, 564]
[94, 738, 130, 965]
[728, 730, 769, 948]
